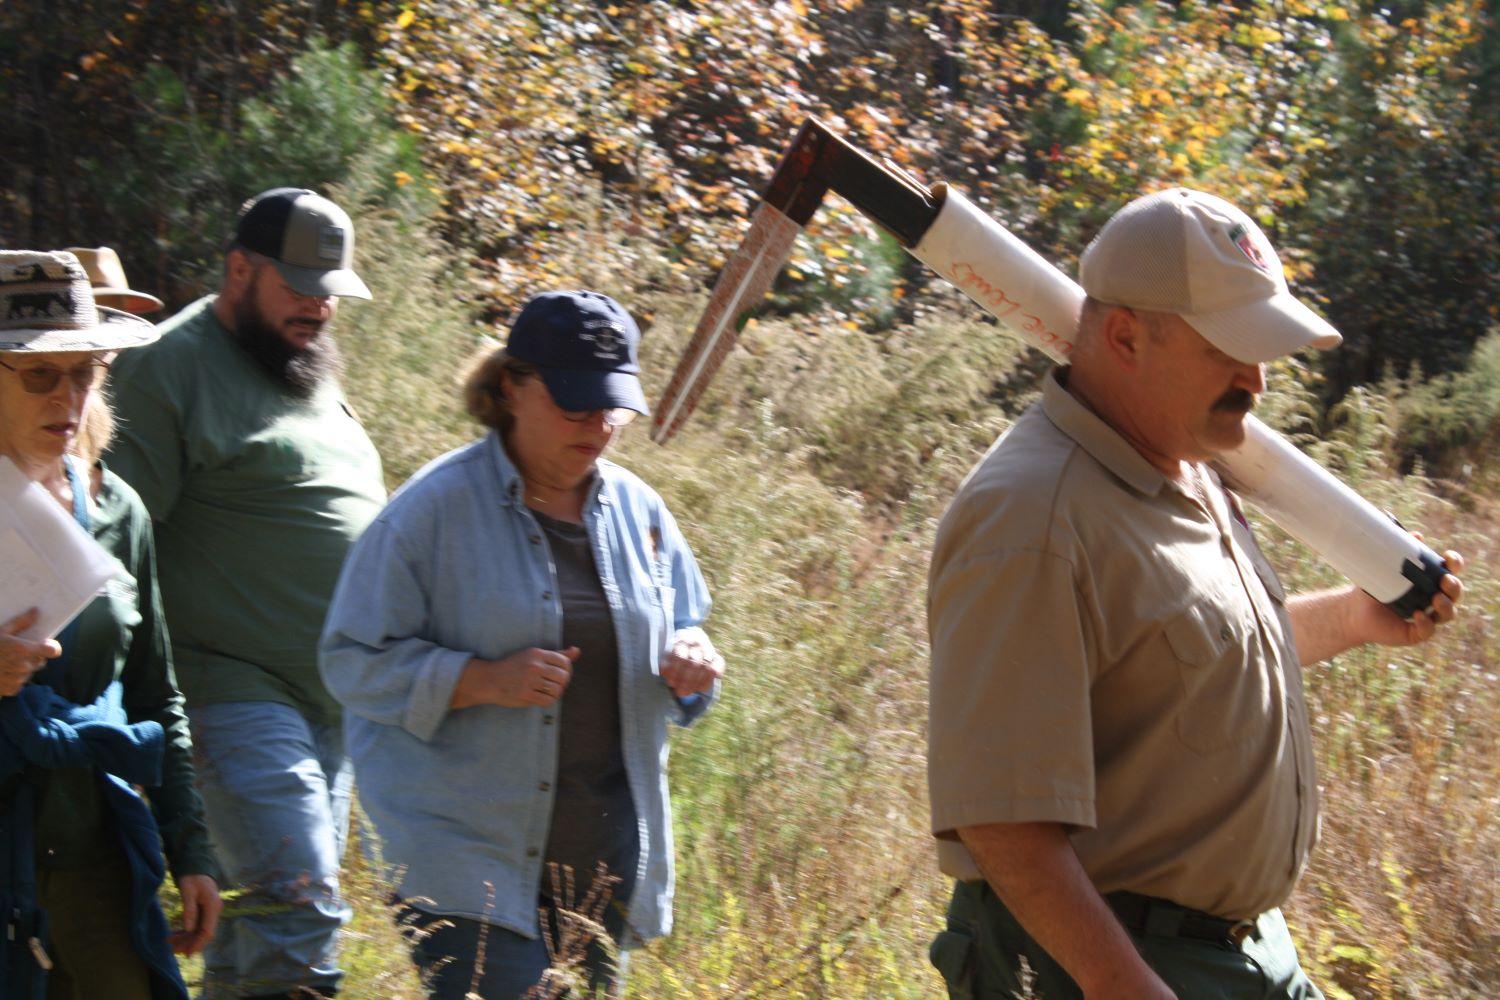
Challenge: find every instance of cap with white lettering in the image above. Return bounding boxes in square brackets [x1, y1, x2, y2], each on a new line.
[505, 290, 649, 415]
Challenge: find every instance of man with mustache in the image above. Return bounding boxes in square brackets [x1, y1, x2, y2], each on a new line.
[927, 189, 1464, 999]
[105, 189, 387, 999]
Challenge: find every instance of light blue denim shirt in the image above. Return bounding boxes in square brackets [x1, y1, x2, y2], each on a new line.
[318, 433, 715, 940]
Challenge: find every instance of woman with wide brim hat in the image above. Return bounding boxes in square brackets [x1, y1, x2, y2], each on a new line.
[0, 251, 220, 1000]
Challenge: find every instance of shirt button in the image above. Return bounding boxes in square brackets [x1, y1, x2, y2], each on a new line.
[526, 847, 539, 858]
[529, 535, 541, 544]
[543, 714, 554, 724]
[542, 591, 552, 600]
[1220, 625, 1233, 641]
[538, 781, 551, 791]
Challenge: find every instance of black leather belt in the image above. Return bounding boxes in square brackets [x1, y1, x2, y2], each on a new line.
[1106, 891, 1258, 947]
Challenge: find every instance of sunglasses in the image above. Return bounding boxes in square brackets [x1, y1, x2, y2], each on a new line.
[0, 357, 111, 395]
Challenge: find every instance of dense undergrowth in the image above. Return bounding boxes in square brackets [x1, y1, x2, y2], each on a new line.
[165, 230, 1499, 996]
[40, 13, 1497, 999]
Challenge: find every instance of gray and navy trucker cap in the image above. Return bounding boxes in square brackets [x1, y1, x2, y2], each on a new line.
[232, 188, 371, 300]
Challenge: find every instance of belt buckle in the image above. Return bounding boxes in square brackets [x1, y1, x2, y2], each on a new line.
[1228, 919, 1256, 947]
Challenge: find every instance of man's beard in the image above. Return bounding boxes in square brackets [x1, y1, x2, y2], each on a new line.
[229, 294, 341, 398]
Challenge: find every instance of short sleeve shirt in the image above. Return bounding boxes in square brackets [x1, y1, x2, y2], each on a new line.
[927, 369, 1319, 920]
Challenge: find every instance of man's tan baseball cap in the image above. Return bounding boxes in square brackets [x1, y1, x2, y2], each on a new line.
[231, 187, 371, 300]
[1079, 187, 1340, 363]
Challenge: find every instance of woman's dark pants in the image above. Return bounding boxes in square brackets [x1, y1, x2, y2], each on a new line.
[397, 896, 631, 1000]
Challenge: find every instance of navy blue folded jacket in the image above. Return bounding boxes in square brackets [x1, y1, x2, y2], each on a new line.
[0, 682, 188, 999]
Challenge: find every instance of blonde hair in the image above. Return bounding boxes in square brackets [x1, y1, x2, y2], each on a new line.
[462, 345, 537, 434]
[75, 389, 115, 466]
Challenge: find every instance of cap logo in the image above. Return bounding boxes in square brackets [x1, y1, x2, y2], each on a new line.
[1228, 223, 1271, 272]
[579, 318, 627, 360]
[318, 226, 346, 263]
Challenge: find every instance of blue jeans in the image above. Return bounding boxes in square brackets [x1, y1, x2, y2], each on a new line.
[189, 701, 352, 997]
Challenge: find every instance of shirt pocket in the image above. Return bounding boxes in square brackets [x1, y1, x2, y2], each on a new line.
[1164, 599, 1267, 754]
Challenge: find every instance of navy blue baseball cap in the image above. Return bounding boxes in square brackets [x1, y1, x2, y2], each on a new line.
[505, 290, 649, 415]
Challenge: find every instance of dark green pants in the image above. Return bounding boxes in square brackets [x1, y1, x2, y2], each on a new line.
[932, 880, 1325, 1000]
[37, 862, 155, 1000]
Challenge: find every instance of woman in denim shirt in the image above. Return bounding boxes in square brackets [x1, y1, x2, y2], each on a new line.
[320, 291, 725, 999]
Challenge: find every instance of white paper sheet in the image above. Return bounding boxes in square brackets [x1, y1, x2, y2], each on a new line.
[0, 456, 119, 640]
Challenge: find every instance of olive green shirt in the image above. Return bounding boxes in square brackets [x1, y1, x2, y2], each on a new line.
[928, 369, 1319, 921]
[105, 297, 386, 723]
[34, 466, 217, 878]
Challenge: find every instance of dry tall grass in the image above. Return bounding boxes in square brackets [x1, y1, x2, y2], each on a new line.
[171, 221, 1496, 998]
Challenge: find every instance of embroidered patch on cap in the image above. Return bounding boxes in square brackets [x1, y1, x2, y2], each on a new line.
[1227, 222, 1270, 272]
[318, 226, 346, 262]
[579, 318, 627, 360]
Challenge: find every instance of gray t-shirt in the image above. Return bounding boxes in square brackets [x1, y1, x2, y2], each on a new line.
[535, 510, 639, 905]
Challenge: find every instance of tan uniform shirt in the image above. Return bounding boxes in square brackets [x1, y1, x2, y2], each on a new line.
[927, 370, 1320, 920]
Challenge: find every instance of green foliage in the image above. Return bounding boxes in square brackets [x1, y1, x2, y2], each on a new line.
[1295, 2, 1500, 396]
[98, 40, 429, 301]
[1393, 331, 1500, 479]
[235, 43, 427, 211]
[0, 0, 402, 277]
[8, 1, 1496, 392]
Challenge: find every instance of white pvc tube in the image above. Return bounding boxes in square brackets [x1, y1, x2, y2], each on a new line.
[1225, 421, 1426, 604]
[910, 185, 1437, 608]
[911, 184, 1085, 362]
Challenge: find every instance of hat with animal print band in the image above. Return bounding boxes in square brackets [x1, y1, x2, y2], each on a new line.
[0, 250, 158, 353]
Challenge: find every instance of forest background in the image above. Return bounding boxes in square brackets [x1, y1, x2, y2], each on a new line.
[2, 0, 1497, 996]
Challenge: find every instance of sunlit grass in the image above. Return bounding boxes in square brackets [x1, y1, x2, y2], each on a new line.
[164, 217, 1496, 997]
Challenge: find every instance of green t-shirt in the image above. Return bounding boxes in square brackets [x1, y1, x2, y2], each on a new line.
[34, 465, 217, 878]
[106, 297, 386, 722]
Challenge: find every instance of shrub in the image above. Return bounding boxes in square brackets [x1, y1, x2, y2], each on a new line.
[1395, 332, 1500, 481]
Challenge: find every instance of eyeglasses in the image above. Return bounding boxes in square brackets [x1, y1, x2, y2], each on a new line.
[0, 357, 111, 395]
[561, 407, 639, 428]
[508, 368, 640, 428]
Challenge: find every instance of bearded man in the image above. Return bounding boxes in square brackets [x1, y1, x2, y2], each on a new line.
[107, 189, 387, 1000]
